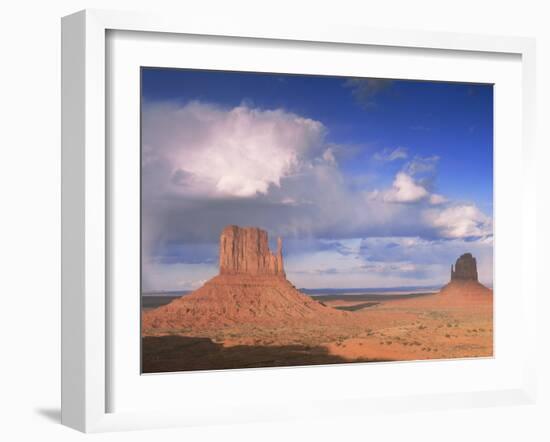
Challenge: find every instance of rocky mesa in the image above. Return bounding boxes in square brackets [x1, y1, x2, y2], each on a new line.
[142, 225, 348, 332]
[451, 253, 478, 281]
[219, 225, 285, 276]
[440, 253, 492, 300]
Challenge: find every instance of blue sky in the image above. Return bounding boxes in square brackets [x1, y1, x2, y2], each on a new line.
[141, 68, 493, 291]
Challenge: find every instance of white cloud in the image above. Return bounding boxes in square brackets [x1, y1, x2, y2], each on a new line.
[142, 101, 326, 198]
[369, 172, 448, 207]
[373, 147, 408, 162]
[371, 172, 429, 203]
[424, 204, 493, 239]
[404, 155, 440, 175]
[322, 147, 337, 165]
[429, 193, 448, 205]
[141, 100, 493, 289]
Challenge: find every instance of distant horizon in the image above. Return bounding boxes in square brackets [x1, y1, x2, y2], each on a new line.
[141, 68, 493, 292]
[141, 280, 494, 296]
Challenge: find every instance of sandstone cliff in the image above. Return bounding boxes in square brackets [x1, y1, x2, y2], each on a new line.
[219, 225, 285, 276]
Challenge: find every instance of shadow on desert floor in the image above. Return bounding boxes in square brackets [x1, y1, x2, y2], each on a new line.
[142, 335, 389, 373]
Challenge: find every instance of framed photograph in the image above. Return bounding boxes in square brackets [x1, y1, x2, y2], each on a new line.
[61, 9, 537, 432]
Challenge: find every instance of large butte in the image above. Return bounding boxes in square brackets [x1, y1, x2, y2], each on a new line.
[142, 225, 349, 331]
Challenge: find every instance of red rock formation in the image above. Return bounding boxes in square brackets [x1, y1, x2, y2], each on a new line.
[440, 253, 492, 302]
[451, 253, 478, 281]
[143, 225, 348, 332]
[219, 225, 285, 276]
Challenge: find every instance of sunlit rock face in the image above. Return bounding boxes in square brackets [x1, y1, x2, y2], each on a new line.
[219, 225, 285, 277]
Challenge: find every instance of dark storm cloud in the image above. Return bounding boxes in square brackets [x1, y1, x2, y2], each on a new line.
[344, 78, 394, 108]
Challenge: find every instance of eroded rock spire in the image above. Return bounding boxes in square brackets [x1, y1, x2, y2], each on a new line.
[450, 253, 478, 281]
[219, 225, 285, 276]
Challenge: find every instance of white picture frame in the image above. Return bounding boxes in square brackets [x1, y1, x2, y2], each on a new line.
[61, 9, 537, 433]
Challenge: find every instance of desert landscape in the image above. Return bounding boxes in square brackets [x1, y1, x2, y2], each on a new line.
[142, 226, 493, 373]
[140, 71, 494, 374]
